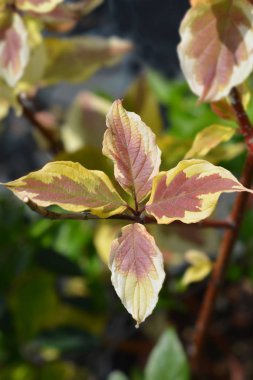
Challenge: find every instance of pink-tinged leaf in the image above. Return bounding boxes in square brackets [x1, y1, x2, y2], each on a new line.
[0, 14, 29, 87]
[103, 100, 161, 203]
[2, 161, 126, 217]
[177, 0, 253, 101]
[146, 159, 253, 224]
[16, 0, 63, 13]
[109, 223, 165, 326]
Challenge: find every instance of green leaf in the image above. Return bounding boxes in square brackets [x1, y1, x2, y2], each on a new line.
[145, 328, 190, 380]
[108, 371, 129, 380]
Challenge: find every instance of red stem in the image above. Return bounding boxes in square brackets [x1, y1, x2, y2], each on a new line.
[230, 87, 253, 153]
[191, 87, 253, 370]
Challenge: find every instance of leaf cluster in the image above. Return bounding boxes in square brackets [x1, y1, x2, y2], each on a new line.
[2, 100, 252, 325]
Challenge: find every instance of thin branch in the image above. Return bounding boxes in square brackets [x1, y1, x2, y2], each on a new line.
[23, 197, 235, 229]
[19, 94, 64, 155]
[230, 87, 253, 153]
[191, 88, 253, 369]
[142, 216, 235, 229]
[23, 197, 136, 222]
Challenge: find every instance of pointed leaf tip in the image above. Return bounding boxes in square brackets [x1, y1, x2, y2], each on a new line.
[146, 159, 253, 224]
[3, 161, 126, 217]
[109, 223, 165, 325]
[103, 100, 161, 203]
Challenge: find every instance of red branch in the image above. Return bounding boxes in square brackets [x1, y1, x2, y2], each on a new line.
[191, 88, 253, 370]
[24, 197, 233, 229]
[230, 87, 253, 153]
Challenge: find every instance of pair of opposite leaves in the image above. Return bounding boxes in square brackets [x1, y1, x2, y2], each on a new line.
[3, 100, 253, 326]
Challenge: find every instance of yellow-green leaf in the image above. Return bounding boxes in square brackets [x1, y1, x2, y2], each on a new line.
[205, 142, 245, 164]
[184, 125, 235, 159]
[109, 223, 165, 326]
[2, 161, 127, 217]
[42, 36, 133, 85]
[182, 250, 213, 286]
[16, 0, 63, 13]
[94, 223, 119, 264]
[178, 0, 253, 101]
[61, 92, 111, 153]
[146, 159, 253, 224]
[123, 74, 163, 135]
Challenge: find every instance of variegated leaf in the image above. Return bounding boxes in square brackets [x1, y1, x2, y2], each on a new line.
[0, 14, 30, 87]
[2, 161, 126, 217]
[185, 124, 235, 159]
[182, 250, 213, 286]
[103, 100, 161, 203]
[146, 159, 253, 224]
[109, 223, 165, 326]
[178, 0, 253, 101]
[16, 0, 63, 13]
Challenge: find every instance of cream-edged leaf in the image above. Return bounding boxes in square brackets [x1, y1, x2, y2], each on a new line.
[0, 14, 30, 87]
[184, 124, 235, 159]
[146, 159, 253, 224]
[178, 0, 253, 101]
[103, 100, 161, 203]
[2, 161, 126, 217]
[109, 223, 165, 326]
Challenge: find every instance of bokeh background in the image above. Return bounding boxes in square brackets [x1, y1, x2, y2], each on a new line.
[1, 1, 253, 379]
